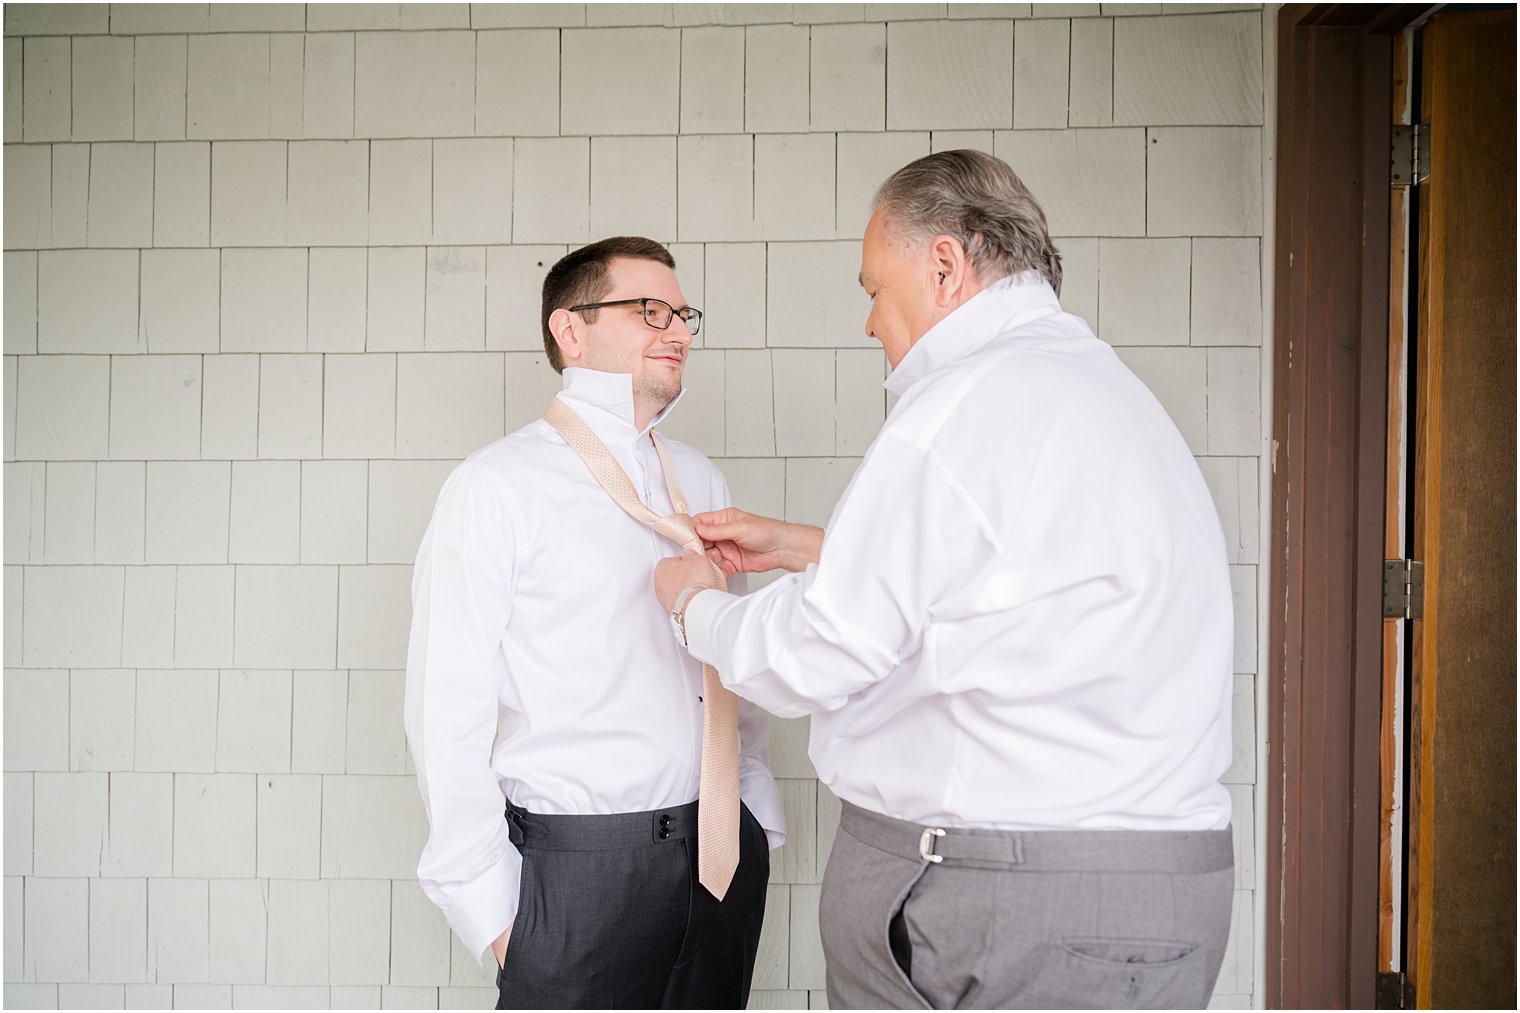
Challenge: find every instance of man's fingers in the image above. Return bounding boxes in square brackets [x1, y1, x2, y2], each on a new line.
[692, 508, 753, 540]
[707, 547, 738, 580]
[692, 515, 741, 540]
[695, 518, 766, 552]
[707, 539, 750, 578]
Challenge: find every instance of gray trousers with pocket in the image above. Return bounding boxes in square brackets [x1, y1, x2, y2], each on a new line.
[820, 802, 1234, 1010]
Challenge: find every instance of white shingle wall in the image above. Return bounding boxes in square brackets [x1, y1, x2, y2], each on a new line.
[2, 4, 1268, 1010]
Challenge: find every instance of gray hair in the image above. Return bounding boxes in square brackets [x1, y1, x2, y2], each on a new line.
[871, 149, 1062, 294]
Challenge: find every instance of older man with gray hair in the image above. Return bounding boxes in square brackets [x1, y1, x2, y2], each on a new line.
[654, 150, 1235, 1009]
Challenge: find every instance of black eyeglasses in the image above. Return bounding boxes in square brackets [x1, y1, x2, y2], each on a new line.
[568, 297, 703, 336]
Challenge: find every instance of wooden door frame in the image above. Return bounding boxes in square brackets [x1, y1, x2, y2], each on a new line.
[1266, 5, 1436, 1007]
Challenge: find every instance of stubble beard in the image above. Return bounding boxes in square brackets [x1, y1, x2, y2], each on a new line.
[635, 367, 682, 410]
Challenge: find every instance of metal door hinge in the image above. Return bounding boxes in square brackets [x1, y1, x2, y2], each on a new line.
[1376, 970, 1416, 1009]
[1392, 124, 1415, 186]
[1383, 559, 1425, 619]
[1417, 117, 1431, 183]
[1391, 119, 1431, 187]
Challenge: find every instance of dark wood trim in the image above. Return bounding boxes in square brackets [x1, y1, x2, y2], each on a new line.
[1349, 33, 1395, 1004]
[1267, 5, 1425, 1007]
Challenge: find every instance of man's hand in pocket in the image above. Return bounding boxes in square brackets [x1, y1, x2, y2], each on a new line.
[492, 921, 514, 970]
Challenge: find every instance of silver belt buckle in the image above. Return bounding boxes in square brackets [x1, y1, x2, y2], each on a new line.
[918, 827, 946, 863]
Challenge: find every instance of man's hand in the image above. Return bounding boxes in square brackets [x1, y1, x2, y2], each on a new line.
[694, 508, 824, 576]
[655, 549, 726, 613]
[491, 921, 513, 970]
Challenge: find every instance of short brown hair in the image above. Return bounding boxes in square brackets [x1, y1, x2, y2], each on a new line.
[540, 237, 676, 372]
[872, 150, 1062, 294]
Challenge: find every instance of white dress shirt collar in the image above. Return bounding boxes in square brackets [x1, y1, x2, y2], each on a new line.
[558, 366, 686, 446]
[884, 270, 1063, 395]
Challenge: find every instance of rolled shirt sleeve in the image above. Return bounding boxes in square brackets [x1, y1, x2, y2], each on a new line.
[403, 462, 521, 963]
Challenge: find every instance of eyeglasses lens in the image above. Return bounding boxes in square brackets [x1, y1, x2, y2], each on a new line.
[642, 299, 674, 329]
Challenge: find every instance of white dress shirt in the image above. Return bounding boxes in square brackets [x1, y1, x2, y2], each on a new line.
[404, 367, 785, 962]
[683, 272, 1234, 834]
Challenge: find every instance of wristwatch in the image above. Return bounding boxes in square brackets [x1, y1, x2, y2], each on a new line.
[670, 585, 705, 646]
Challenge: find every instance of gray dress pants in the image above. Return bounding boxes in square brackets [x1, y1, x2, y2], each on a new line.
[820, 802, 1234, 1010]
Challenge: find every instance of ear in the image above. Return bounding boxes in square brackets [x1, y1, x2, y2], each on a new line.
[549, 307, 583, 366]
[927, 234, 972, 310]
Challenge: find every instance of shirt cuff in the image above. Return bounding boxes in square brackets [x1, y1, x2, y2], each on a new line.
[681, 587, 735, 668]
[444, 844, 523, 964]
[739, 761, 788, 852]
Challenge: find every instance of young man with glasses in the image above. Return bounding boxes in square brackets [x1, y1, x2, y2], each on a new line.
[405, 237, 784, 1009]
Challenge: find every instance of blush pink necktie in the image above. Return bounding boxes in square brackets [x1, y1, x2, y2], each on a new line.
[544, 396, 742, 901]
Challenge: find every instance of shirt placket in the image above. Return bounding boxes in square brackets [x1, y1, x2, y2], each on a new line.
[630, 435, 664, 561]
[626, 433, 704, 784]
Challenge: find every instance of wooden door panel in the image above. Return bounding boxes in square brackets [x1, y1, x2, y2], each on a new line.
[1408, 10, 1517, 1009]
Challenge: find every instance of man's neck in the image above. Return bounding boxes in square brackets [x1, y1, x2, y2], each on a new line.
[896, 275, 990, 366]
[633, 392, 673, 433]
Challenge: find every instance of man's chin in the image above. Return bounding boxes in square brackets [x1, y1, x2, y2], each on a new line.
[636, 376, 683, 406]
